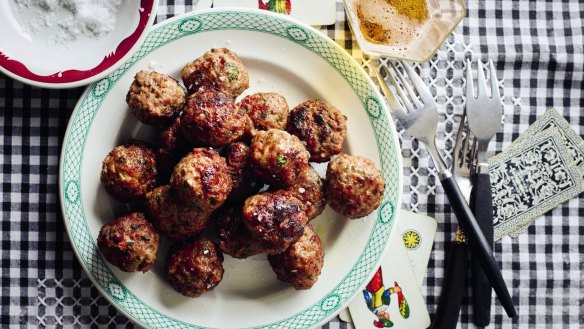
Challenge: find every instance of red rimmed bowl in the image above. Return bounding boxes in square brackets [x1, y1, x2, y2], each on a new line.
[0, 0, 158, 89]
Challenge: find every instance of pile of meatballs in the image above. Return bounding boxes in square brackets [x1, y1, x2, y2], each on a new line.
[97, 48, 386, 297]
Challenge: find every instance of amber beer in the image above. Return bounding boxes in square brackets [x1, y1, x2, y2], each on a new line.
[353, 0, 430, 46]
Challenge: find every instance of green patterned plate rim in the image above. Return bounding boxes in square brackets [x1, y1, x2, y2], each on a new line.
[59, 8, 402, 329]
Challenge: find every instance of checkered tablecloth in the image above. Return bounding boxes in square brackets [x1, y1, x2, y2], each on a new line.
[1, 0, 583, 328]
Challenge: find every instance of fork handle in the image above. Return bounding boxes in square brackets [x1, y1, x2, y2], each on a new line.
[439, 173, 516, 318]
[430, 240, 468, 329]
[470, 172, 494, 326]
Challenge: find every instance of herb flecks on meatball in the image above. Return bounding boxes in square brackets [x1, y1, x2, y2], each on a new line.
[268, 224, 324, 289]
[126, 71, 186, 126]
[214, 204, 266, 259]
[326, 154, 385, 219]
[97, 212, 160, 273]
[180, 89, 246, 147]
[166, 238, 224, 298]
[145, 185, 211, 241]
[239, 92, 289, 133]
[249, 129, 310, 186]
[285, 166, 326, 221]
[242, 190, 307, 254]
[287, 99, 347, 163]
[170, 148, 232, 211]
[181, 48, 249, 98]
[100, 140, 158, 202]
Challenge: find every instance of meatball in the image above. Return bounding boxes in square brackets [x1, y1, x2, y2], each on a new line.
[286, 99, 347, 162]
[126, 71, 186, 126]
[170, 148, 232, 211]
[180, 90, 246, 147]
[166, 238, 224, 297]
[284, 166, 326, 220]
[223, 142, 262, 201]
[145, 185, 211, 241]
[325, 154, 385, 219]
[181, 48, 249, 98]
[100, 140, 158, 202]
[157, 117, 191, 179]
[239, 92, 289, 133]
[97, 212, 160, 273]
[242, 190, 307, 254]
[214, 205, 266, 259]
[268, 224, 324, 289]
[249, 129, 310, 186]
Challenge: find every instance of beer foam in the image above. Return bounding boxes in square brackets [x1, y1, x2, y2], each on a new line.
[350, 0, 429, 49]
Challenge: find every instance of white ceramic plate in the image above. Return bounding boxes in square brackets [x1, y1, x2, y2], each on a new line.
[59, 9, 402, 329]
[0, 0, 158, 88]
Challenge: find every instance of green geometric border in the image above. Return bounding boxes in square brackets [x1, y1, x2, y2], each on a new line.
[59, 9, 402, 329]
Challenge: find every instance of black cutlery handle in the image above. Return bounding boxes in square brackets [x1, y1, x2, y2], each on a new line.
[430, 241, 468, 329]
[440, 174, 516, 318]
[470, 172, 494, 326]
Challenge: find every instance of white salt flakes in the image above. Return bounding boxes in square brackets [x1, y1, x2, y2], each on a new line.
[14, 0, 124, 45]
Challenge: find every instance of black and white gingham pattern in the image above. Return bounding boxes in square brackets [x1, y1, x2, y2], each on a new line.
[1, 1, 582, 328]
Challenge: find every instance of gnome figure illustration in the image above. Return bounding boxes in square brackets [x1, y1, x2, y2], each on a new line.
[362, 268, 410, 328]
[258, 0, 292, 14]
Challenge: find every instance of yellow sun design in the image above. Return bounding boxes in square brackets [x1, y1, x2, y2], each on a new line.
[402, 230, 421, 250]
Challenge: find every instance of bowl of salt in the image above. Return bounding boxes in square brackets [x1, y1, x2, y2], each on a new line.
[0, 0, 159, 88]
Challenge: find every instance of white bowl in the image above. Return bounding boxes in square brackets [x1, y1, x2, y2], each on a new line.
[59, 8, 403, 329]
[0, 0, 159, 88]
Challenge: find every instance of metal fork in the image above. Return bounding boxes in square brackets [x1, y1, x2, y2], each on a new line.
[466, 59, 503, 327]
[453, 111, 475, 201]
[430, 109, 477, 329]
[375, 61, 516, 318]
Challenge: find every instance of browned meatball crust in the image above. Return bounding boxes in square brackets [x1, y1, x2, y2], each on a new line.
[284, 166, 326, 220]
[97, 212, 160, 273]
[145, 185, 211, 241]
[170, 148, 232, 211]
[268, 224, 324, 289]
[223, 142, 262, 201]
[180, 90, 246, 147]
[287, 99, 347, 163]
[157, 117, 191, 179]
[181, 48, 249, 98]
[166, 238, 224, 297]
[214, 205, 266, 259]
[239, 92, 289, 132]
[100, 141, 158, 202]
[326, 154, 385, 219]
[126, 71, 186, 126]
[242, 190, 307, 254]
[249, 129, 310, 186]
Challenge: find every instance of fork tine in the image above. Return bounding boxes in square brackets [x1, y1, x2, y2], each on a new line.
[489, 59, 501, 102]
[461, 118, 470, 168]
[470, 138, 478, 173]
[375, 67, 409, 121]
[402, 62, 434, 105]
[476, 60, 488, 97]
[454, 111, 466, 167]
[390, 62, 424, 109]
[466, 59, 475, 100]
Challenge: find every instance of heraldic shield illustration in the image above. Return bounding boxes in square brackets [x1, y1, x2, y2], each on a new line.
[362, 267, 410, 328]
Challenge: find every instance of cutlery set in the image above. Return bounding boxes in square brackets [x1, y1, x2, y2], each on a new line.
[376, 59, 512, 327]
